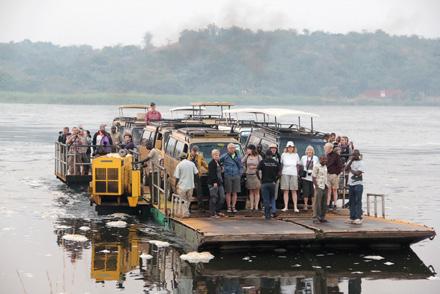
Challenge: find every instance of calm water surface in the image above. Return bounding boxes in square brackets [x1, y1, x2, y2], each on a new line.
[0, 103, 439, 293]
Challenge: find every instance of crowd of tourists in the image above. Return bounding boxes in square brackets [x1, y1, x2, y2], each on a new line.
[174, 136, 364, 225]
[57, 124, 137, 175]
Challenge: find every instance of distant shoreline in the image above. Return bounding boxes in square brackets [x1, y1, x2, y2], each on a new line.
[0, 91, 439, 106]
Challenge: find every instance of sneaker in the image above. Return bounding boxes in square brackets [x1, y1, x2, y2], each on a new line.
[227, 207, 232, 213]
[344, 219, 354, 224]
[353, 219, 363, 225]
[232, 207, 237, 213]
[294, 208, 300, 213]
[281, 207, 288, 212]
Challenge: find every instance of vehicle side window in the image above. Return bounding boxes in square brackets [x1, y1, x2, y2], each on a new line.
[166, 137, 176, 156]
[149, 131, 157, 146]
[142, 130, 151, 142]
[260, 139, 273, 153]
[247, 134, 261, 147]
[174, 141, 185, 158]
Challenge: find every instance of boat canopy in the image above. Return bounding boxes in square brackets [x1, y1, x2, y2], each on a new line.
[170, 106, 206, 112]
[118, 105, 149, 117]
[191, 102, 235, 107]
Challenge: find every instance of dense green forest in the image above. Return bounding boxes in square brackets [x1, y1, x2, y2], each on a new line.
[1, 26, 439, 103]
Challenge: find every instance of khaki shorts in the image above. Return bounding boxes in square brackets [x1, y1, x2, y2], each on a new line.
[177, 187, 193, 200]
[327, 174, 339, 189]
[280, 175, 298, 191]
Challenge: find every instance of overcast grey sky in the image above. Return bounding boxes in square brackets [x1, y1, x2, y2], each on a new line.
[1, 0, 439, 47]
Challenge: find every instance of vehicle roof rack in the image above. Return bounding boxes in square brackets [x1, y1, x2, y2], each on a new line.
[176, 127, 238, 139]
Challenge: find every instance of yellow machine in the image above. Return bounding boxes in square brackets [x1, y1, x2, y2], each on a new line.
[90, 153, 142, 208]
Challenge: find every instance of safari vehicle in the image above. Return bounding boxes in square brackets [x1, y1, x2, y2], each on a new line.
[163, 127, 244, 208]
[112, 105, 148, 145]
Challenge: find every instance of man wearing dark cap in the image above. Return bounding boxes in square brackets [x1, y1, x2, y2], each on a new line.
[257, 149, 281, 220]
[145, 102, 162, 124]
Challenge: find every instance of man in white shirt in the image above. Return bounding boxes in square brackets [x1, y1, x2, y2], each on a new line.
[174, 153, 199, 216]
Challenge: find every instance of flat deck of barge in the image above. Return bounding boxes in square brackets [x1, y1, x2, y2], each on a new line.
[167, 211, 435, 250]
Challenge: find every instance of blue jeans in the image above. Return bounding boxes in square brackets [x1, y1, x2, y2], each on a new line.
[261, 183, 276, 219]
[349, 185, 363, 220]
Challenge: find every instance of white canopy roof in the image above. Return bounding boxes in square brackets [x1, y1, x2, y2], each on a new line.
[170, 106, 206, 112]
[223, 107, 319, 118]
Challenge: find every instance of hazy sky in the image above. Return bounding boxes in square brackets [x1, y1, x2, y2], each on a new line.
[1, 0, 439, 47]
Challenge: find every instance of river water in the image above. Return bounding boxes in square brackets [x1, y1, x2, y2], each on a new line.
[0, 103, 439, 294]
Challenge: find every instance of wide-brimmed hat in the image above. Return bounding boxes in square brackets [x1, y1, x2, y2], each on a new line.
[269, 143, 278, 149]
[179, 152, 187, 159]
[286, 141, 295, 148]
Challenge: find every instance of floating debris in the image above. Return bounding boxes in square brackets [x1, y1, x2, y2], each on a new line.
[62, 234, 88, 242]
[291, 264, 302, 267]
[140, 253, 153, 260]
[384, 262, 395, 266]
[180, 251, 214, 263]
[363, 255, 385, 261]
[106, 221, 127, 228]
[316, 254, 325, 257]
[79, 226, 91, 231]
[242, 256, 251, 261]
[148, 240, 170, 248]
[370, 270, 381, 273]
[352, 271, 363, 274]
[312, 265, 322, 269]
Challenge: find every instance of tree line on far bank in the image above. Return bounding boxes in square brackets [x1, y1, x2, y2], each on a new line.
[1, 25, 439, 99]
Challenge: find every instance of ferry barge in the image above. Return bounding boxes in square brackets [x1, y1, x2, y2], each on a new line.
[54, 104, 436, 250]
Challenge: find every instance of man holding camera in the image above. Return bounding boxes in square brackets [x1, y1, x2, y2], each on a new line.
[66, 127, 86, 175]
[345, 149, 365, 225]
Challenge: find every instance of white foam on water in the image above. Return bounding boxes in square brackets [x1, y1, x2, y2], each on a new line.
[278, 256, 287, 258]
[351, 271, 363, 274]
[110, 213, 129, 219]
[363, 255, 385, 260]
[384, 262, 395, 266]
[140, 253, 153, 260]
[312, 266, 322, 269]
[55, 225, 71, 230]
[316, 254, 325, 256]
[291, 264, 302, 267]
[370, 270, 381, 273]
[62, 234, 88, 242]
[180, 251, 214, 263]
[79, 226, 91, 231]
[106, 221, 127, 228]
[274, 248, 287, 253]
[242, 256, 250, 261]
[148, 240, 170, 248]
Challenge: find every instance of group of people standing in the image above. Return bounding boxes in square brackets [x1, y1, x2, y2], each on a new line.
[173, 137, 365, 225]
[57, 124, 136, 175]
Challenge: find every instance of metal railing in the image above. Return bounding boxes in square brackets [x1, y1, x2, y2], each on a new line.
[55, 142, 135, 178]
[366, 193, 386, 218]
[149, 163, 188, 219]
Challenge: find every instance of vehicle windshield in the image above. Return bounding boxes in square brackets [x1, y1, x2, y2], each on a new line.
[191, 142, 244, 162]
[132, 128, 144, 145]
[279, 137, 325, 158]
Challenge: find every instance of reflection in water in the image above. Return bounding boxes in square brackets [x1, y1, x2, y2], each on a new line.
[54, 217, 436, 293]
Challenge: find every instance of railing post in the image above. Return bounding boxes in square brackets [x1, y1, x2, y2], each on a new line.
[366, 194, 370, 216]
[164, 170, 168, 216]
[374, 195, 378, 217]
[381, 195, 385, 218]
